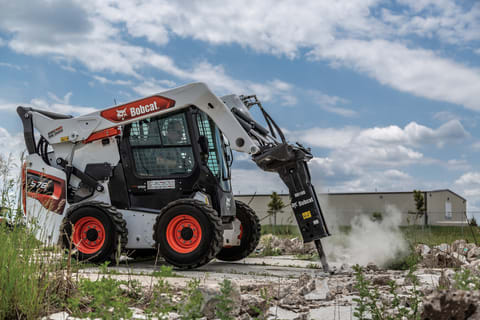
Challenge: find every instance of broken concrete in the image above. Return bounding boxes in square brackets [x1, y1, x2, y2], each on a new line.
[422, 290, 480, 320]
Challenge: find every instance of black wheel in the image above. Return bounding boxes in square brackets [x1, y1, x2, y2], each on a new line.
[153, 199, 223, 269]
[216, 200, 261, 262]
[62, 202, 128, 263]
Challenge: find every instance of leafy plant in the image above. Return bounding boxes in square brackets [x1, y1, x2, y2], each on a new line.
[352, 264, 422, 320]
[453, 268, 480, 290]
[67, 276, 133, 319]
[469, 217, 478, 227]
[180, 279, 204, 320]
[260, 236, 281, 256]
[152, 265, 176, 277]
[146, 278, 176, 318]
[215, 279, 235, 320]
[371, 211, 383, 222]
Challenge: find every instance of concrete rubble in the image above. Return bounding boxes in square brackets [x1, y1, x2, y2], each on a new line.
[44, 237, 480, 320]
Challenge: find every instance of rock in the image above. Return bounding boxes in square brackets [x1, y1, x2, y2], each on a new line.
[241, 294, 268, 317]
[452, 239, 467, 253]
[467, 260, 480, 275]
[438, 270, 453, 289]
[167, 312, 181, 320]
[451, 252, 468, 265]
[467, 247, 480, 261]
[42, 312, 69, 320]
[433, 251, 465, 268]
[372, 275, 392, 286]
[292, 313, 309, 320]
[296, 273, 311, 287]
[201, 282, 241, 319]
[277, 285, 293, 299]
[305, 279, 329, 300]
[416, 244, 431, 256]
[366, 262, 379, 272]
[238, 313, 252, 320]
[422, 290, 480, 320]
[130, 307, 146, 319]
[340, 263, 353, 274]
[434, 243, 451, 252]
[280, 293, 303, 306]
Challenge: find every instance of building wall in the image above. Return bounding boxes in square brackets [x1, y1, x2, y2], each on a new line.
[235, 190, 466, 227]
[426, 191, 466, 225]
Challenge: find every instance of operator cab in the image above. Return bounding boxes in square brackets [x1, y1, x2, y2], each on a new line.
[112, 106, 235, 219]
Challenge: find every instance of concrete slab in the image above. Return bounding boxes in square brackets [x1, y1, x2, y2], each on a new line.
[305, 279, 330, 301]
[310, 306, 355, 320]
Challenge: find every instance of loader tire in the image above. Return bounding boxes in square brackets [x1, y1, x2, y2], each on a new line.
[62, 202, 128, 263]
[216, 200, 261, 262]
[153, 199, 223, 269]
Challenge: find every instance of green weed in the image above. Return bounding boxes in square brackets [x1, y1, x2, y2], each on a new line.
[67, 276, 133, 320]
[215, 279, 235, 320]
[352, 264, 422, 320]
[152, 265, 177, 277]
[180, 279, 204, 320]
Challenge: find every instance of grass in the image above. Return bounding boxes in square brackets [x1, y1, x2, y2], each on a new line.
[261, 224, 480, 247]
[0, 224, 70, 319]
[400, 225, 480, 247]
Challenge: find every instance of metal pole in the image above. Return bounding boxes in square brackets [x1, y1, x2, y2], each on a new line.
[314, 239, 330, 273]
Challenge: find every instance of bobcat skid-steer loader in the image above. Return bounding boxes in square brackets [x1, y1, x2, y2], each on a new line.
[18, 82, 331, 270]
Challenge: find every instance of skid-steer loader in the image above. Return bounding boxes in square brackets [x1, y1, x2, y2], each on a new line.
[18, 82, 331, 270]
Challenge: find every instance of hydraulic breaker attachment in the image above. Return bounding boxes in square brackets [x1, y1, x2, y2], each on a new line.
[253, 143, 331, 272]
[223, 94, 332, 272]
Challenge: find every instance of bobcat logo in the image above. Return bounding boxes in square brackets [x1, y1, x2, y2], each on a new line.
[116, 108, 128, 120]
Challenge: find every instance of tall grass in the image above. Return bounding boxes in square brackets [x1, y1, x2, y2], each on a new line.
[0, 224, 69, 319]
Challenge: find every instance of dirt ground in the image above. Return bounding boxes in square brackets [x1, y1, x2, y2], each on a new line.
[44, 238, 480, 320]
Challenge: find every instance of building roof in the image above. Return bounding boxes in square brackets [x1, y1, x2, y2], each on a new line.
[236, 189, 466, 201]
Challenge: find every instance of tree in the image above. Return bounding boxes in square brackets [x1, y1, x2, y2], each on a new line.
[413, 190, 425, 226]
[267, 192, 284, 231]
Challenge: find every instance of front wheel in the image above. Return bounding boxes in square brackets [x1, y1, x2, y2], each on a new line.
[62, 202, 128, 262]
[216, 200, 261, 261]
[153, 199, 223, 269]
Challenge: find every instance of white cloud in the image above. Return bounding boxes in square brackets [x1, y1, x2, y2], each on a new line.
[231, 169, 285, 194]
[310, 39, 480, 111]
[132, 79, 177, 96]
[307, 90, 356, 117]
[0, 127, 25, 162]
[0, 62, 22, 70]
[384, 0, 480, 44]
[1, 0, 479, 112]
[283, 120, 469, 193]
[454, 172, 480, 212]
[291, 120, 468, 150]
[0, 96, 98, 116]
[92, 76, 133, 86]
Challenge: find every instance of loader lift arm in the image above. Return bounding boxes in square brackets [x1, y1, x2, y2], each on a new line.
[222, 94, 331, 272]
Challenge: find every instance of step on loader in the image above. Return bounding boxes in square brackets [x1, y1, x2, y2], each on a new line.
[18, 82, 331, 270]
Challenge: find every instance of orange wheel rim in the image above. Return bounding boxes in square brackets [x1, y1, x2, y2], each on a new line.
[72, 217, 106, 254]
[166, 215, 202, 254]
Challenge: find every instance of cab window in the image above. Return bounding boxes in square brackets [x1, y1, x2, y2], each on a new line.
[128, 113, 194, 177]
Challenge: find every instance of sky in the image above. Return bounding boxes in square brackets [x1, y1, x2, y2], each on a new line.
[1, 0, 480, 215]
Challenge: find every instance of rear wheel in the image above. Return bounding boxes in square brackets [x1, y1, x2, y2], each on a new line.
[216, 200, 261, 261]
[62, 202, 127, 262]
[153, 199, 223, 269]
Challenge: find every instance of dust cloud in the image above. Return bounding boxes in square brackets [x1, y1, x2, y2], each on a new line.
[323, 205, 409, 267]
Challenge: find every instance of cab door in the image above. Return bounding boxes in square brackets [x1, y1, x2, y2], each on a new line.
[119, 111, 199, 211]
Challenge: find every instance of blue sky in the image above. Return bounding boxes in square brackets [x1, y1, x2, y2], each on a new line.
[1, 0, 480, 214]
